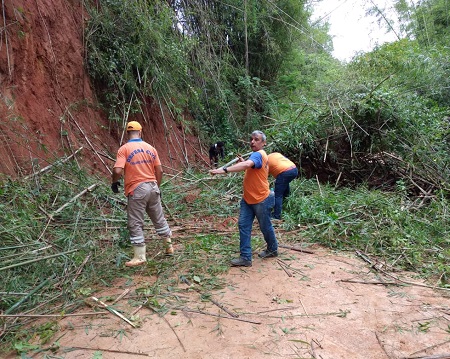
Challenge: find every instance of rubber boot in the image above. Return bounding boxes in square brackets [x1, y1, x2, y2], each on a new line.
[125, 245, 146, 267]
[164, 238, 174, 256]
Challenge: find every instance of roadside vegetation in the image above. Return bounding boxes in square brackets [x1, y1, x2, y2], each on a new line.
[84, 0, 450, 193]
[1, 0, 450, 356]
[0, 159, 449, 356]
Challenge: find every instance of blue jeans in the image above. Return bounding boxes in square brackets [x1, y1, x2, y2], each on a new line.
[238, 194, 277, 261]
[273, 167, 298, 219]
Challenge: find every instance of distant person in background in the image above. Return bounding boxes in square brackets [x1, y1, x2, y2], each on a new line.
[209, 141, 225, 168]
[268, 152, 298, 220]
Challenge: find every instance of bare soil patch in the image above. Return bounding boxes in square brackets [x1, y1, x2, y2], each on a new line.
[22, 242, 450, 359]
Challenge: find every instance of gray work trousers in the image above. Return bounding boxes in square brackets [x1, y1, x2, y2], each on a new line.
[127, 182, 171, 245]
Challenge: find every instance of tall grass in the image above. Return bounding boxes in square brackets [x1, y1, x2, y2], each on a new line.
[283, 179, 450, 281]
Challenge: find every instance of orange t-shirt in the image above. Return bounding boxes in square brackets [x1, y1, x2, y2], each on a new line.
[268, 152, 296, 178]
[113, 139, 161, 196]
[243, 150, 270, 204]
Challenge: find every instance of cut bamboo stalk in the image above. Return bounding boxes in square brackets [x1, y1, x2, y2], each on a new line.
[72, 254, 91, 283]
[355, 250, 450, 292]
[5, 276, 53, 314]
[0, 312, 108, 318]
[209, 298, 239, 318]
[0, 250, 78, 272]
[408, 339, 450, 357]
[277, 260, 293, 277]
[23, 147, 83, 180]
[219, 152, 252, 169]
[67, 346, 149, 356]
[51, 184, 97, 218]
[67, 110, 112, 174]
[112, 288, 131, 304]
[91, 296, 136, 328]
[217, 144, 276, 171]
[183, 308, 261, 324]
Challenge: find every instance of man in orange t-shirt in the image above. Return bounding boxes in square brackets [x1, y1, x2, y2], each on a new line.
[111, 121, 173, 267]
[210, 130, 278, 267]
[268, 152, 298, 220]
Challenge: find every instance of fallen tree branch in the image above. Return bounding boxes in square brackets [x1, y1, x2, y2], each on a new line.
[256, 306, 299, 314]
[310, 339, 318, 359]
[66, 110, 112, 174]
[375, 331, 392, 359]
[277, 260, 293, 277]
[209, 298, 239, 318]
[130, 298, 149, 316]
[161, 198, 180, 226]
[112, 288, 131, 304]
[67, 346, 149, 356]
[72, 254, 91, 283]
[339, 279, 399, 286]
[278, 244, 314, 254]
[299, 298, 309, 317]
[276, 259, 305, 276]
[355, 251, 450, 292]
[5, 276, 54, 314]
[180, 275, 239, 318]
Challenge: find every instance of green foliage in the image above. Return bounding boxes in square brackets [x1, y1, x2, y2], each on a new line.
[276, 50, 341, 100]
[283, 179, 450, 281]
[408, 0, 450, 48]
[1, 160, 450, 355]
[85, 0, 193, 121]
[175, 0, 310, 83]
[267, 33, 450, 193]
[0, 168, 125, 355]
[85, 0, 318, 144]
[350, 39, 450, 107]
[7, 0, 450, 354]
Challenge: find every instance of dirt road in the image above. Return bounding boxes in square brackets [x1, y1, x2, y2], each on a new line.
[50, 245, 450, 359]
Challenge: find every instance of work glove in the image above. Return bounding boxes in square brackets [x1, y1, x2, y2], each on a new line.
[111, 181, 121, 194]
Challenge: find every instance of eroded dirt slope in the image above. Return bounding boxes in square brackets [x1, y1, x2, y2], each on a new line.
[0, 0, 205, 179]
